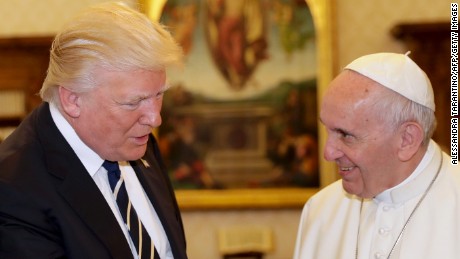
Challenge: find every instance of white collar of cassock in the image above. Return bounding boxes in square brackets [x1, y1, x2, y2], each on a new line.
[374, 139, 437, 204]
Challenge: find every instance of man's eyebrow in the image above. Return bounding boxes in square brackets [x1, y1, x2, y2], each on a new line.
[161, 82, 172, 92]
[335, 128, 352, 136]
[319, 118, 353, 135]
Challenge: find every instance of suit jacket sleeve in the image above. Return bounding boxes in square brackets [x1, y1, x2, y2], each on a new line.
[0, 103, 133, 259]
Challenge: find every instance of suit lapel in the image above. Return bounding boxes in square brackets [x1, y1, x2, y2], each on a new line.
[36, 103, 133, 259]
[131, 143, 187, 259]
[57, 166, 133, 259]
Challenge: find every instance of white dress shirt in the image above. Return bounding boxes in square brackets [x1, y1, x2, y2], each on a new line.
[49, 103, 173, 259]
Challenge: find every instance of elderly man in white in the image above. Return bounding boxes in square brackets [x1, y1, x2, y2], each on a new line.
[293, 52, 459, 259]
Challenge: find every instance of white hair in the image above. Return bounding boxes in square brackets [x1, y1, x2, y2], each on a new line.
[372, 86, 437, 146]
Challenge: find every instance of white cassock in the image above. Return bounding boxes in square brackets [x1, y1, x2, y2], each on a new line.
[293, 140, 460, 259]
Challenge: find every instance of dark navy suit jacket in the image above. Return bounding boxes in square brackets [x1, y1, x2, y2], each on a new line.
[0, 103, 187, 259]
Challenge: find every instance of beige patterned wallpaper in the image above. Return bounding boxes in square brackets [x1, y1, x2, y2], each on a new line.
[0, 1, 455, 259]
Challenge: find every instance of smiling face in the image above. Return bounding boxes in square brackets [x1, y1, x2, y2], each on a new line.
[63, 68, 167, 162]
[320, 70, 404, 198]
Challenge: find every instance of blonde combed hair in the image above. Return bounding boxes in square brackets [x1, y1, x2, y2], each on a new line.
[40, 1, 183, 105]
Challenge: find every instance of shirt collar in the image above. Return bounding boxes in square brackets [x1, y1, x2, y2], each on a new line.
[49, 102, 104, 176]
[375, 139, 437, 204]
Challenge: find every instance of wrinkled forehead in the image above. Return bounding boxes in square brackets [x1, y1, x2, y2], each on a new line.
[320, 71, 389, 131]
[324, 70, 386, 104]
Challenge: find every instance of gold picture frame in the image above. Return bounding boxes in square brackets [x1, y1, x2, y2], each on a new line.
[141, 0, 336, 209]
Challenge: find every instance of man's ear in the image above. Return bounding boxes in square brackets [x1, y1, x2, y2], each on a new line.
[58, 86, 81, 118]
[397, 121, 424, 161]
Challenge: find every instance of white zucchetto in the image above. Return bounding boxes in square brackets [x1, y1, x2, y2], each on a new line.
[345, 52, 435, 111]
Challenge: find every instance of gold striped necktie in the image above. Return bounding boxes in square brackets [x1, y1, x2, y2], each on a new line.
[103, 160, 159, 259]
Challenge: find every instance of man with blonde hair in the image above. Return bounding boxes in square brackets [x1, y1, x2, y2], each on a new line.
[0, 2, 187, 258]
[294, 53, 459, 259]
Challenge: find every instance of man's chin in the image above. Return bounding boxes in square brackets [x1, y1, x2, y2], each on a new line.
[342, 181, 362, 197]
[123, 146, 148, 161]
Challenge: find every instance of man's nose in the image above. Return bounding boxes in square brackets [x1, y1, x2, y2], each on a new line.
[139, 99, 162, 128]
[323, 137, 343, 161]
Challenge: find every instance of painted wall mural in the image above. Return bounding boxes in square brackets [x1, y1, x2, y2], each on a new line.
[158, 0, 318, 189]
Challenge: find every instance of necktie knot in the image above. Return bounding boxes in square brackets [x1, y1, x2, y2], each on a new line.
[102, 160, 121, 191]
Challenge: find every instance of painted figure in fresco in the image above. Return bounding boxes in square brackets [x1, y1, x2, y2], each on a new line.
[161, 0, 199, 56]
[205, 0, 268, 89]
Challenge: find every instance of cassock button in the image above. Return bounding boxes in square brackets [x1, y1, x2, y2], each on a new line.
[382, 205, 392, 211]
[378, 227, 389, 235]
[374, 252, 386, 259]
